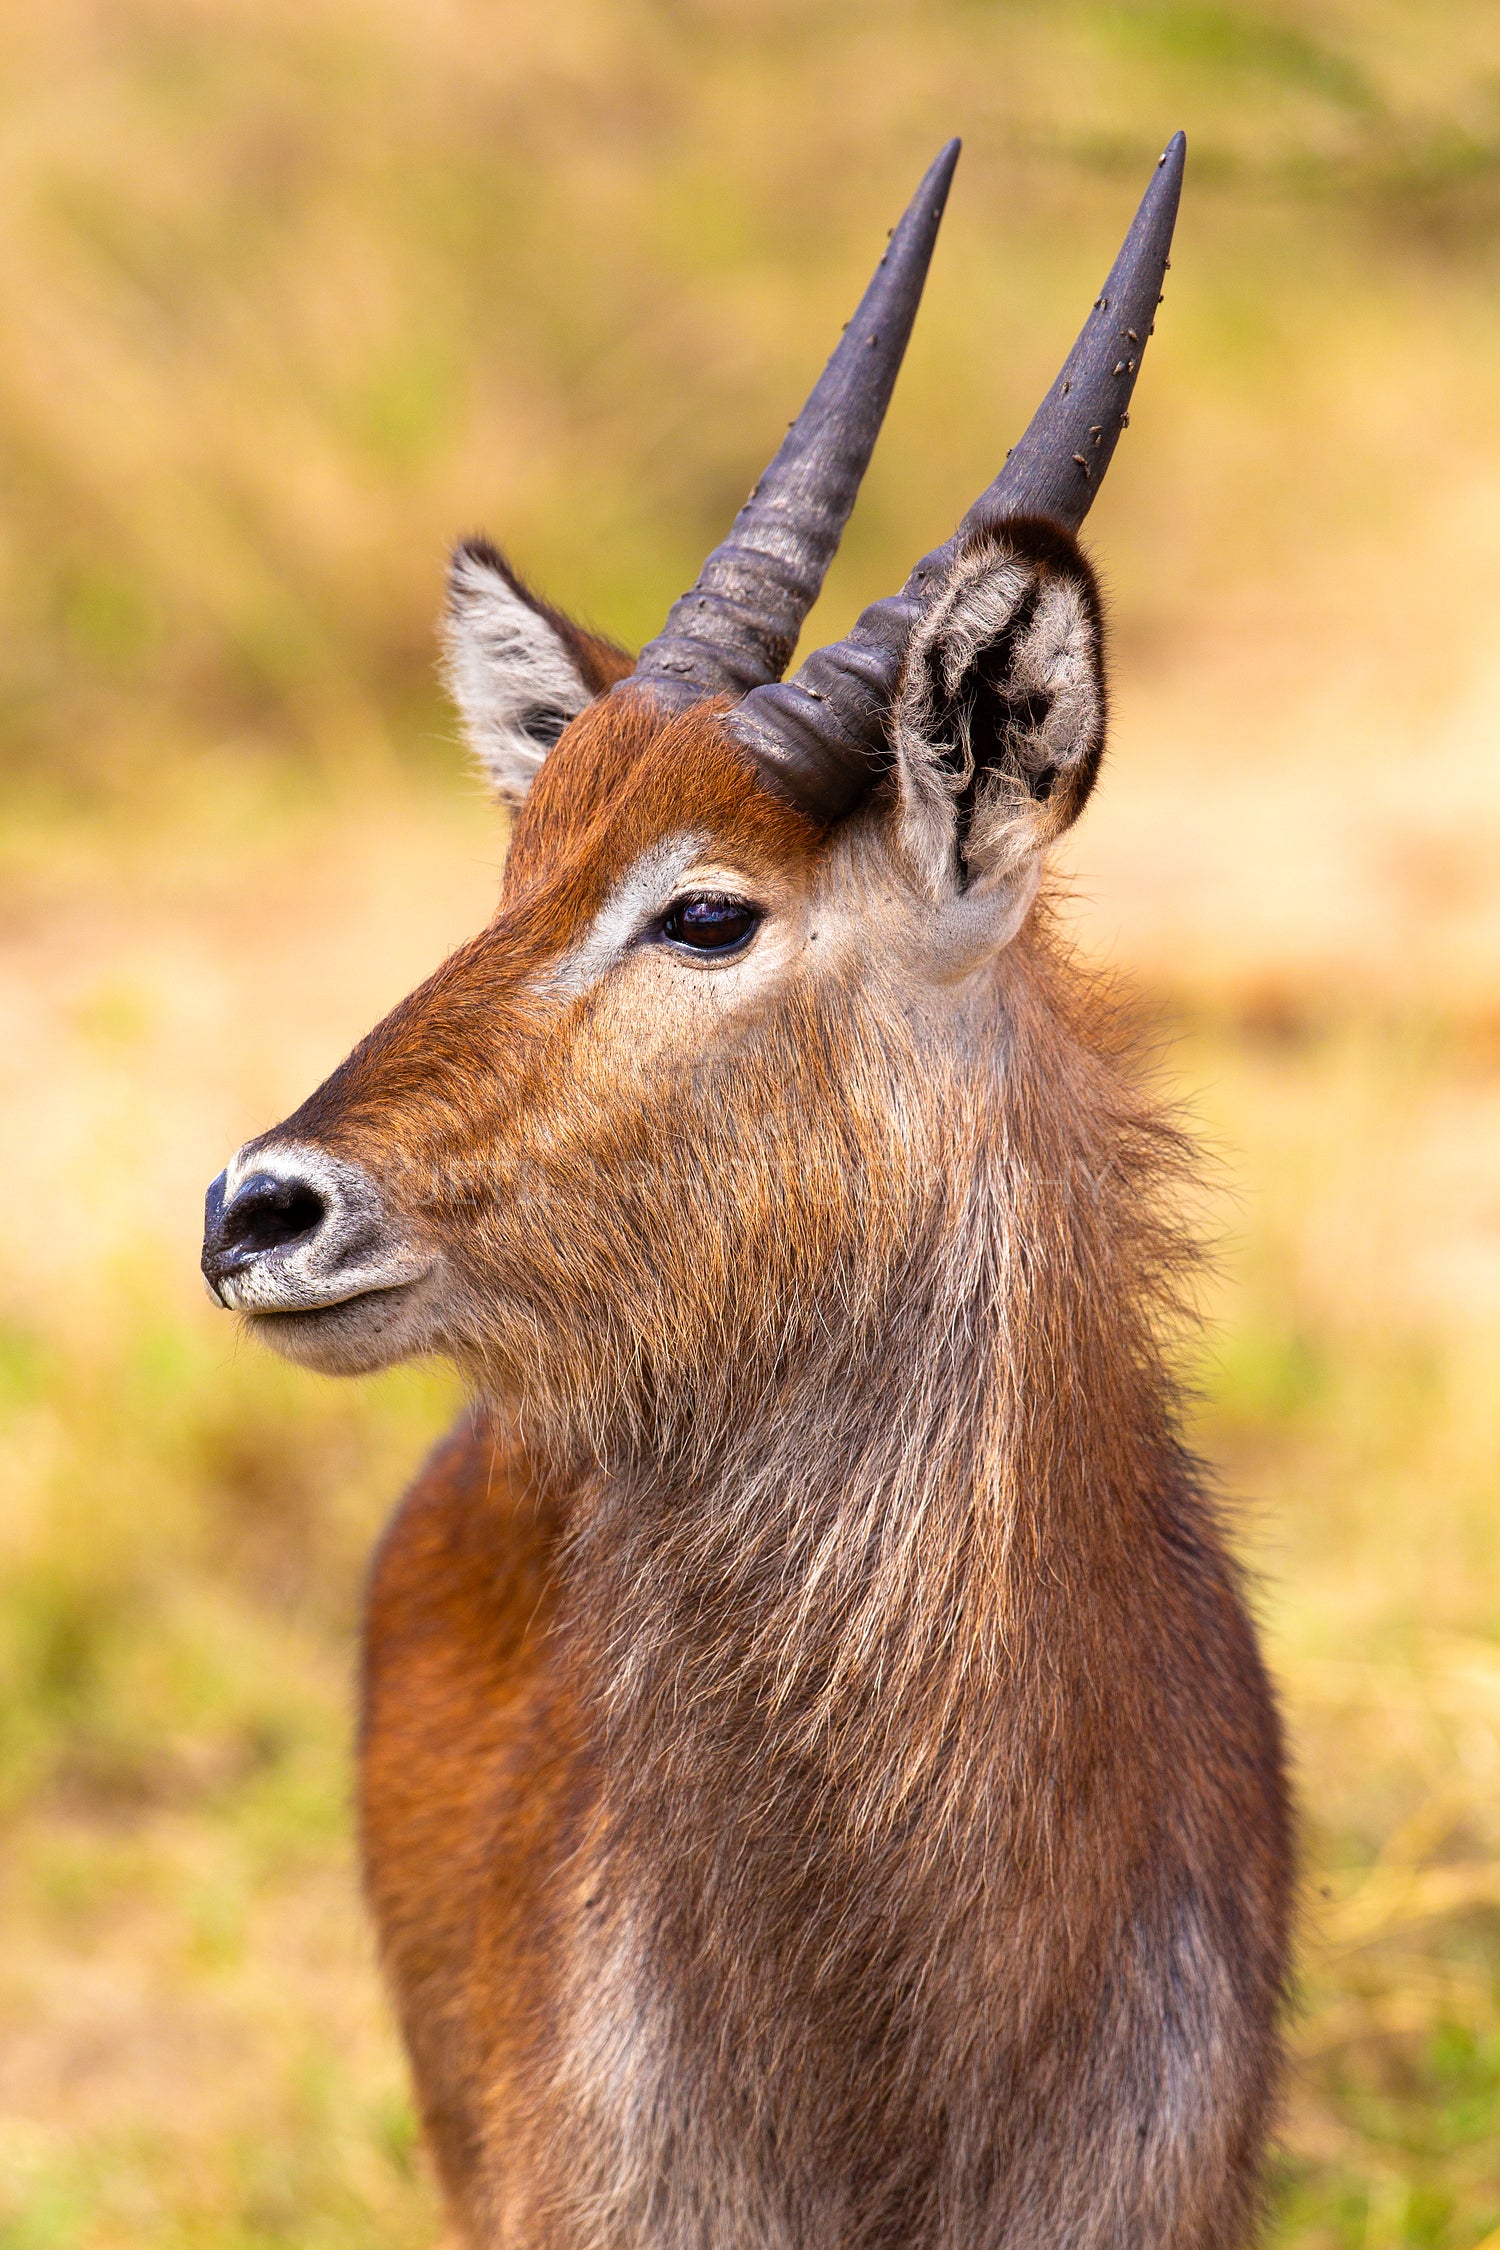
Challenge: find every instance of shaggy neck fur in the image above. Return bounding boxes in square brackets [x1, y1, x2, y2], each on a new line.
[521, 913, 1277, 2250]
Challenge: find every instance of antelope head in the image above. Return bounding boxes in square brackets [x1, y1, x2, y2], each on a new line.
[202, 137, 1184, 1457]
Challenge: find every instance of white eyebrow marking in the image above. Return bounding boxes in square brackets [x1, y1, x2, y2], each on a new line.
[544, 832, 710, 996]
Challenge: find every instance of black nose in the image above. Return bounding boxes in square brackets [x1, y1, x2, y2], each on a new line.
[202, 1168, 327, 1289]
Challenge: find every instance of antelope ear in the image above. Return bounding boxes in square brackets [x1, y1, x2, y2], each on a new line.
[442, 540, 631, 806]
[892, 516, 1106, 912]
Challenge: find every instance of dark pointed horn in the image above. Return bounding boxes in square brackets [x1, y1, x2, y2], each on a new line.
[630, 140, 961, 706]
[962, 128, 1185, 535]
[731, 133, 1186, 821]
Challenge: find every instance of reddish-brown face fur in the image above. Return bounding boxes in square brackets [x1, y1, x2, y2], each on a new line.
[211, 531, 1293, 2250]
[266, 693, 853, 1436]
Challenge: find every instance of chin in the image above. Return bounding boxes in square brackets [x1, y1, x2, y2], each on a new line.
[245, 1278, 441, 1376]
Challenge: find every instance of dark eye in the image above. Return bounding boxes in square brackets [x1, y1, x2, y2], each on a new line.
[659, 893, 761, 955]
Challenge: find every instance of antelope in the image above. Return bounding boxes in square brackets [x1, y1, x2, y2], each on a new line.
[202, 133, 1292, 2250]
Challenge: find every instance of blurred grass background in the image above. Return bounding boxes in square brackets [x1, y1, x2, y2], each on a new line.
[2, 0, 1500, 2243]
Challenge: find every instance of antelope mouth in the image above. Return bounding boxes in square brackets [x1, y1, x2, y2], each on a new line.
[218, 1268, 432, 1319]
[237, 1273, 426, 1322]
[243, 1271, 442, 1377]
[201, 1146, 441, 1375]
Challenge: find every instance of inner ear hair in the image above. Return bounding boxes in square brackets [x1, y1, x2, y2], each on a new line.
[895, 514, 1108, 883]
[443, 539, 633, 806]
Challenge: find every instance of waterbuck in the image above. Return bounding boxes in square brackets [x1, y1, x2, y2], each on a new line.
[202, 133, 1292, 2250]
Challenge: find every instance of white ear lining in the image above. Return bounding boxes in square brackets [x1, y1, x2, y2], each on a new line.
[891, 535, 1103, 902]
[1000, 576, 1102, 790]
[933, 558, 1032, 717]
[442, 549, 595, 806]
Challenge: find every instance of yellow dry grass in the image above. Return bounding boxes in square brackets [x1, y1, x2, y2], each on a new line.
[2, 2, 1499, 2244]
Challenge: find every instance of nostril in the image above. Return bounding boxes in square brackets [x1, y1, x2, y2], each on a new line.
[219, 1172, 327, 1259]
